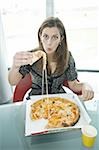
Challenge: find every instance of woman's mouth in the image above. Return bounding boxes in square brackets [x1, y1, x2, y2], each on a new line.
[47, 48, 52, 51]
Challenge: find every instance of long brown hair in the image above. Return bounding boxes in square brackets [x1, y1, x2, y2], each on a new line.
[34, 17, 70, 74]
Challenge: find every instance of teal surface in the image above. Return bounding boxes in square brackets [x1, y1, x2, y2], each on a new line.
[0, 102, 98, 150]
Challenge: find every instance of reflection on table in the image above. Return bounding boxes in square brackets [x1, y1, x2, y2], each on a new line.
[0, 100, 98, 150]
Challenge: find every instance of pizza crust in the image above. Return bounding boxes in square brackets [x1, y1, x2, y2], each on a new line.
[30, 97, 80, 128]
[30, 50, 46, 70]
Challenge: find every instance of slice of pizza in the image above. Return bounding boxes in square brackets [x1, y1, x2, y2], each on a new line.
[30, 50, 46, 70]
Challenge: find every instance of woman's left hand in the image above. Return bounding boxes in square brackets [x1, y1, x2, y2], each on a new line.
[81, 83, 94, 101]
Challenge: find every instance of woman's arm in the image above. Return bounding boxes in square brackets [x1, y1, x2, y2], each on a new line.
[8, 66, 22, 85]
[67, 79, 94, 100]
[8, 51, 32, 85]
[8, 50, 47, 85]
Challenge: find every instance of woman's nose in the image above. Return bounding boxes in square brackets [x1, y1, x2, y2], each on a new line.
[47, 38, 52, 45]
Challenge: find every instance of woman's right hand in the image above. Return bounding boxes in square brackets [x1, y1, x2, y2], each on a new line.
[30, 50, 46, 70]
[13, 51, 33, 68]
[13, 50, 46, 69]
[9, 50, 46, 85]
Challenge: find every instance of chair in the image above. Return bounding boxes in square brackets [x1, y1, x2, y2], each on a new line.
[13, 74, 81, 102]
[13, 74, 32, 102]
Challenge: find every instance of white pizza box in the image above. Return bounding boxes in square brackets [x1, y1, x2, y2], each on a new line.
[25, 93, 91, 136]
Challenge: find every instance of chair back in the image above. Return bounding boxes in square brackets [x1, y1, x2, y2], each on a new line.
[13, 74, 32, 102]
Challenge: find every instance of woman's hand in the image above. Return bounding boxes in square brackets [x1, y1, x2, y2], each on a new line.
[30, 50, 46, 70]
[81, 83, 94, 101]
[67, 80, 94, 101]
[13, 51, 33, 68]
[13, 50, 46, 69]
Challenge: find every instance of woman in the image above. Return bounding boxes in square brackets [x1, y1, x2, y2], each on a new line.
[8, 17, 94, 100]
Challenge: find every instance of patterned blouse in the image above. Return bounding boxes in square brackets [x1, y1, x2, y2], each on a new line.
[19, 52, 78, 99]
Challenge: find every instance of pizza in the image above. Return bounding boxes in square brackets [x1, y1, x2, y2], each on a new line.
[30, 97, 80, 128]
[30, 50, 46, 70]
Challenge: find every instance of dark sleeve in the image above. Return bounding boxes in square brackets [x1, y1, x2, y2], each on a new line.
[65, 52, 78, 81]
[19, 65, 31, 78]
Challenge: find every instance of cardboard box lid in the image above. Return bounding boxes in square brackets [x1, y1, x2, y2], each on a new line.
[25, 93, 91, 136]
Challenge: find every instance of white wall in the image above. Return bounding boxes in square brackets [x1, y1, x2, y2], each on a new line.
[0, 11, 12, 104]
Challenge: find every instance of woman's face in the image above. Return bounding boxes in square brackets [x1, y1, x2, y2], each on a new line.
[40, 27, 61, 55]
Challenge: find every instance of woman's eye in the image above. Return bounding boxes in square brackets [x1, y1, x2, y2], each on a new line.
[52, 36, 58, 40]
[43, 34, 48, 40]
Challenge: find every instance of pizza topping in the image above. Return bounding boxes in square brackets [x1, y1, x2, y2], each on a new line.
[30, 97, 80, 128]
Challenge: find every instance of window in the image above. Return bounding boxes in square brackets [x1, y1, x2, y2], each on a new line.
[1, 0, 99, 70]
[54, 0, 98, 70]
[0, 0, 46, 67]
